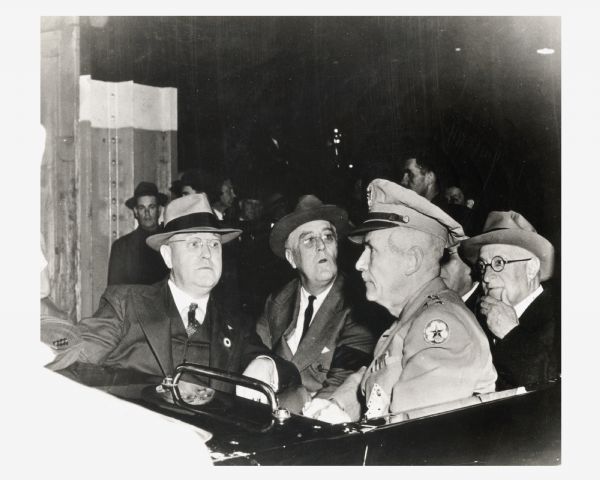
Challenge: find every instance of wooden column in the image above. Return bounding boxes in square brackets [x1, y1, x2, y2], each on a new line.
[78, 76, 177, 316]
[41, 17, 82, 321]
[41, 17, 177, 321]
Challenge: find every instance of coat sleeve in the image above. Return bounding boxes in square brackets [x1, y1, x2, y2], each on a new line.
[328, 366, 367, 422]
[388, 308, 484, 414]
[492, 313, 558, 388]
[47, 288, 128, 370]
[240, 319, 301, 391]
[314, 311, 374, 399]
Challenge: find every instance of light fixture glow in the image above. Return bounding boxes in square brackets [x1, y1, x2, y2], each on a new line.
[536, 48, 555, 55]
[455, 47, 461, 52]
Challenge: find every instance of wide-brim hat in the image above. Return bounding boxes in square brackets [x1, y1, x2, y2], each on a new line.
[269, 194, 349, 258]
[146, 193, 242, 250]
[348, 179, 466, 248]
[459, 210, 554, 281]
[125, 181, 168, 209]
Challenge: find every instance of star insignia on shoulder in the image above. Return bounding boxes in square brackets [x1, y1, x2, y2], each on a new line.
[424, 319, 449, 344]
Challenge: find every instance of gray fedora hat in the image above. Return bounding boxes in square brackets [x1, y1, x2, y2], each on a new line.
[269, 195, 348, 258]
[459, 210, 554, 281]
[146, 193, 242, 251]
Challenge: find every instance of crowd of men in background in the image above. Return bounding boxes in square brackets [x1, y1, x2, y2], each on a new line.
[42, 147, 560, 423]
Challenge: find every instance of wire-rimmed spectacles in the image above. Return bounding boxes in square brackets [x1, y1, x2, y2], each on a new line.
[476, 256, 531, 275]
[299, 231, 337, 249]
[168, 238, 221, 251]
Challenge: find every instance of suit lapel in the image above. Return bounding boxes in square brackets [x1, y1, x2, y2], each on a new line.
[293, 276, 344, 371]
[271, 281, 301, 361]
[206, 291, 235, 371]
[131, 281, 176, 376]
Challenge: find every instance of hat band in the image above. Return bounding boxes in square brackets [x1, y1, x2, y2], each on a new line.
[164, 212, 220, 233]
[366, 212, 410, 224]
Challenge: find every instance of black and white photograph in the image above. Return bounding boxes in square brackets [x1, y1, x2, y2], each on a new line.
[7, 2, 599, 475]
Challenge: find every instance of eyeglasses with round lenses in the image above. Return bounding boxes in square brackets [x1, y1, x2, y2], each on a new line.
[476, 256, 532, 275]
[169, 238, 221, 251]
[300, 231, 337, 249]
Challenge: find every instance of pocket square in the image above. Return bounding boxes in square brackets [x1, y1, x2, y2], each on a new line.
[321, 346, 330, 354]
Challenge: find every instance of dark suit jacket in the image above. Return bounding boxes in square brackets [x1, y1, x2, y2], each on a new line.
[49, 280, 300, 393]
[256, 275, 374, 399]
[477, 286, 560, 390]
[107, 227, 169, 286]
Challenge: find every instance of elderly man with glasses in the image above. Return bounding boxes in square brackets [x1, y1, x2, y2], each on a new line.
[459, 211, 560, 390]
[256, 195, 374, 408]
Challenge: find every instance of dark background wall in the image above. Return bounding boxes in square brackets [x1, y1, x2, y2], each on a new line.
[80, 16, 560, 248]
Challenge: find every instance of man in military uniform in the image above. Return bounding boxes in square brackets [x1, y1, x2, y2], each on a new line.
[304, 179, 496, 423]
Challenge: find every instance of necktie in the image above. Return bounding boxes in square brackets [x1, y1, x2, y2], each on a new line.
[300, 295, 316, 342]
[186, 302, 201, 337]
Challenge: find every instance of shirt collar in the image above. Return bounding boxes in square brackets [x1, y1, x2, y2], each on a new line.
[300, 278, 335, 308]
[462, 281, 480, 302]
[168, 279, 210, 324]
[514, 284, 544, 318]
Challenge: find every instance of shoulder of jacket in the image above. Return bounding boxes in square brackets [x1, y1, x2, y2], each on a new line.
[270, 278, 300, 304]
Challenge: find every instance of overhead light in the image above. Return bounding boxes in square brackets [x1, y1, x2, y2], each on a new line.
[348, 164, 354, 169]
[455, 47, 461, 52]
[536, 48, 555, 55]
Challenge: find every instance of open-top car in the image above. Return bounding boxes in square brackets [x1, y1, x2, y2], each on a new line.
[55, 361, 560, 466]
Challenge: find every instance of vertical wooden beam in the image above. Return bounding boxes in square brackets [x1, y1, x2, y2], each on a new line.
[41, 17, 81, 321]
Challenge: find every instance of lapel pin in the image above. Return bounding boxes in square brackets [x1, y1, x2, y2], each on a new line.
[226, 324, 233, 331]
[223, 337, 232, 348]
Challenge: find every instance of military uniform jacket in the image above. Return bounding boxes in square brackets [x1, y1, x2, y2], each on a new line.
[331, 277, 497, 420]
[256, 275, 374, 399]
[48, 280, 300, 393]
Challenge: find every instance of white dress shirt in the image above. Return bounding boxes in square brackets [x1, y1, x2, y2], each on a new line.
[514, 284, 544, 319]
[168, 280, 210, 330]
[287, 281, 335, 355]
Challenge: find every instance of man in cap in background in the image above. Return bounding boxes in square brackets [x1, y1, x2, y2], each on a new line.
[256, 195, 374, 404]
[44, 193, 300, 395]
[459, 211, 559, 390]
[107, 181, 169, 286]
[304, 179, 496, 423]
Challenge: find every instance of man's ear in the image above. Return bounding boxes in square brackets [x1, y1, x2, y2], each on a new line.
[160, 244, 173, 269]
[284, 248, 297, 269]
[526, 256, 541, 280]
[132, 208, 139, 221]
[405, 246, 424, 276]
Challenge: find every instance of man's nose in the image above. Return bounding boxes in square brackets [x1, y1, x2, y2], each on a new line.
[315, 236, 326, 251]
[482, 265, 495, 283]
[199, 243, 212, 258]
[355, 249, 368, 271]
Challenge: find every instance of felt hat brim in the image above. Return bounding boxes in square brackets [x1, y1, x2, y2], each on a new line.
[269, 205, 348, 258]
[146, 227, 241, 251]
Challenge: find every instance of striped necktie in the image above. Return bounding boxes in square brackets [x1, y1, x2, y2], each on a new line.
[186, 302, 202, 337]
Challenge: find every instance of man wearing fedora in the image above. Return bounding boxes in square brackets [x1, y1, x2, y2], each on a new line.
[256, 195, 374, 401]
[459, 211, 560, 390]
[304, 179, 496, 423]
[107, 181, 169, 286]
[45, 193, 300, 395]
